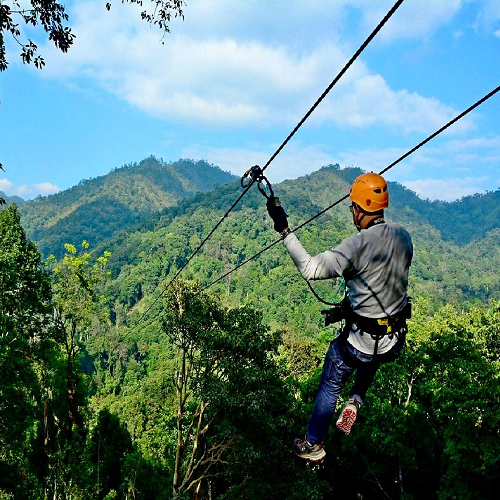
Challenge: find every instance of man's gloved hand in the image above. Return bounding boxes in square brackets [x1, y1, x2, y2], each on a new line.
[266, 196, 289, 233]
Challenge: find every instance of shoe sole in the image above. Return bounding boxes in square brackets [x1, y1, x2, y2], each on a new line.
[336, 408, 357, 435]
[294, 439, 326, 462]
[295, 449, 326, 462]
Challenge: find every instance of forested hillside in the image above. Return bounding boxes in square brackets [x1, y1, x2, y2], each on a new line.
[0, 190, 25, 205]
[17, 157, 238, 259]
[397, 186, 500, 245]
[99, 164, 500, 332]
[2, 164, 500, 500]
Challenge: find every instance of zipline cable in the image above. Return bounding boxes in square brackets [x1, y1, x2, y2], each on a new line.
[255, 0, 405, 178]
[200, 84, 500, 293]
[137, 0, 406, 322]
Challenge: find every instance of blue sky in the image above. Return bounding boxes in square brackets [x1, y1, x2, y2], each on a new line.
[1, 0, 500, 201]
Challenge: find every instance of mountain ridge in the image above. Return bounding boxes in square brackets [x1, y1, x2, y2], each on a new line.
[9, 159, 500, 261]
[16, 157, 238, 258]
[0, 190, 25, 205]
[84, 164, 500, 334]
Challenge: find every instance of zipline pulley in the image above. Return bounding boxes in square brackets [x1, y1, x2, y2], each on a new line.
[241, 165, 274, 199]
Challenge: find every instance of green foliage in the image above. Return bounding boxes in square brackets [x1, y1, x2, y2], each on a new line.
[30, 241, 113, 500]
[0, 205, 52, 495]
[98, 166, 500, 343]
[331, 302, 500, 499]
[18, 157, 238, 259]
[88, 409, 133, 499]
[404, 188, 500, 245]
[3, 164, 500, 498]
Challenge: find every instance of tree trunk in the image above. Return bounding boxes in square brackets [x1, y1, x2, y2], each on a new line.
[66, 322, 77, 445]
[173, 350, 186, 497]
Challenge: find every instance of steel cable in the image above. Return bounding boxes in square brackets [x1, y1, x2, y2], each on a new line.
[200, 84, 500, 293]
[137, 0, 406, 321]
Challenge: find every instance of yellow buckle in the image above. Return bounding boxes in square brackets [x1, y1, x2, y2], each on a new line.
[377, 318, 392, 333]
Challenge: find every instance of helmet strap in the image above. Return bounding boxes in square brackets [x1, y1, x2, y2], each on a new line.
[353, 205, 365, 232]
[353, 205, 385, 231]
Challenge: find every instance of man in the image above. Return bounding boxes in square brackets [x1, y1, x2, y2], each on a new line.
[267, 172, 413, 462]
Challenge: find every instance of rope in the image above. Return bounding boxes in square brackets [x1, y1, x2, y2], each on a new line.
[200, 84, 500, 293]
[136, 0, 405, 322]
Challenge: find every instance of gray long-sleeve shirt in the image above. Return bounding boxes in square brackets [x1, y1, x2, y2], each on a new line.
[283, 222, 413, 354]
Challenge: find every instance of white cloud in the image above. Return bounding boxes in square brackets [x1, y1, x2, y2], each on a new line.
[314, 72, 472, 135]
[34, 0, 471, 134]
[33, 182, 60, 195]
[0, 179, 15, 193]
[494, 30, 500, 38]
[180, 0, 462, 45]
[182, 143, 338, 183]
[362, 0, 462, 43]
[473, 0, 500, 33]
[0, 178, 60, 199]
[402, 177, 488, 201]
[339, 134, 500, 175]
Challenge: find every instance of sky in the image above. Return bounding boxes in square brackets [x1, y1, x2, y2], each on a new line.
[1, 0, 500, 201]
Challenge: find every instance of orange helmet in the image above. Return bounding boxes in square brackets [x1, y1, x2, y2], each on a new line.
[349, 172, 389, 212]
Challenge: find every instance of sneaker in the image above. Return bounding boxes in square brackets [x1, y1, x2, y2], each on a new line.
[336, 397, 361, 435]
[294, 436, 326, 462]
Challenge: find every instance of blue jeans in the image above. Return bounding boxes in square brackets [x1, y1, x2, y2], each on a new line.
[306, 331, 405, 445]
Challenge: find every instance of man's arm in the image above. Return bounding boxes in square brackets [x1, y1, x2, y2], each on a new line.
[283, 233, 353, 280]
[266, 195, 354, 280]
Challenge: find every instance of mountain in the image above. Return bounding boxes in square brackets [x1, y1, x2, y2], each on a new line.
[17, 157, 238, 259]
[409, 189, 500, 245]
[328, 166, 500, 246]
[92, 164, 500, 334]
[0, 190, 25, 205]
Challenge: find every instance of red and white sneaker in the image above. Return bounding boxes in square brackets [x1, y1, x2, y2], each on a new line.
[336, 397, 361, 435]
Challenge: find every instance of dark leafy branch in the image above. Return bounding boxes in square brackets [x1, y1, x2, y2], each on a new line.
[0, 1, 74, 71]
[0, 0, 185, 72]
[106, 1, 185, 40]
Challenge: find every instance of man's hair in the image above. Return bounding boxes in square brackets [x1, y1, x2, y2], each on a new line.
[353, 202, 384, 217]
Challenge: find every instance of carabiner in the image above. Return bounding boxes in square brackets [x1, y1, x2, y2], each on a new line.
[241, 165, 263, 188]
[256, 176, 274, 199]
[241, 165, 274, 199]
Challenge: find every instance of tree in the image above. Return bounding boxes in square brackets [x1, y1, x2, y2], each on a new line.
[0, 1, 185, 72]
[40, 241, 111, 498]
[0, 204, 52, 497]
[88, 409, 133, 500]
[161, 281, 321, 500]
[162, 281, 252, 498]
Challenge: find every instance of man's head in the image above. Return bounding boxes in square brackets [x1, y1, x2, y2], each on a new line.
[349, 172, 389, 230]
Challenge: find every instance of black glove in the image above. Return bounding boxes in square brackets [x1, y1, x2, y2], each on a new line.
[266, 196, 289, 233]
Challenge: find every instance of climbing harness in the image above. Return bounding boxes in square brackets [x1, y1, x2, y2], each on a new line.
[350, 298, 412, 357]
[351, 298, 412, 336]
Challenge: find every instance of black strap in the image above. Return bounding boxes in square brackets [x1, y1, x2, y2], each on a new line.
[365, 217, 385, 229]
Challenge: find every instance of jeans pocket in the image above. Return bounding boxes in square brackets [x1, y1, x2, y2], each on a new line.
[322, 339, 352, 382]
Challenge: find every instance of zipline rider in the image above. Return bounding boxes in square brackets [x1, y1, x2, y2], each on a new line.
[266, 172, 413, 462]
